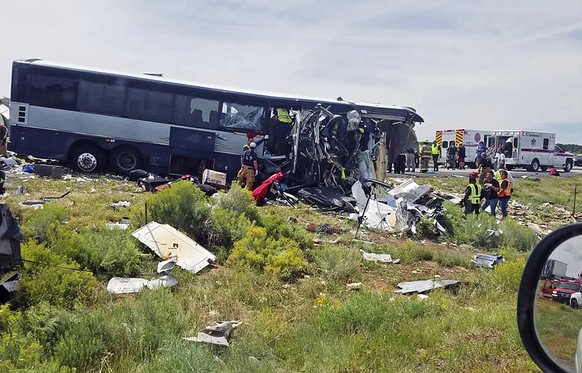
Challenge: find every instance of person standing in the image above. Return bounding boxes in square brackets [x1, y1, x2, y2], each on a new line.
[476, 141, 487, 166]
[478, 153, 493, 185]
[238, 142, 259, 190]
[405, 146, 415, 172]
[464, 176, 482, 215]
[457, 142, 466, 169]
[420, 140, 431, 173]
[431, 141, 440, 171]
[494, 170, 511, 219]
[504, 138, 513, 158]
[481, 170, 499, 217]
[0, 122, 7, 157]
[496, 149, 506, 170]
[446, 143, 457, 169]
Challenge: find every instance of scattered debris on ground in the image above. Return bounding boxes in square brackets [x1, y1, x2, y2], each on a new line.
[394, 279, 459, 294]
[472, 254, 505, 268]
[184, 320, 242, 346]
[107, 258, 178, 294]
[132, 221, 216, 274]
[359, 249, 400, 264]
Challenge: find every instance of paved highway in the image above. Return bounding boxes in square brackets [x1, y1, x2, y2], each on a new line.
[392, 165, 582, 179]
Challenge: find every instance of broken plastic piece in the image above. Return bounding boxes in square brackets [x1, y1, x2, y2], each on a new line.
[184, 320, 242, 346]
[395, 279, 459, 294]
[359, 249, 395, 263]
[472, 254, 504, 268]
[106, 274, 177, 294]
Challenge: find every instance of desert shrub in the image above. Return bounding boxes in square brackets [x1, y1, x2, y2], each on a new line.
[499, 219, 539, 252]
[314, 245, 361, 283]
[215, 184, 260, 223]
[316, 291, 442, 335]
[260, 213, 312, 251]
[139, 180, 211, 243]
[46, 226, 95, 271]
[380, 241, 433, 264]
[53, 288, 185, 371]
[21, 202, 69, 243]
[443, 201, 499, 248]
[227, 226, 304, 279]
[207, 205, 253, 254]
[83, 229, 143, 277]
[0, 304, 72, 372]
[483, 257, 527, 293]
[18, 241, 97, 309]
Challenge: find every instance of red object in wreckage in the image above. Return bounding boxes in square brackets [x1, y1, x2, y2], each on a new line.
[252, 171, 284, 202]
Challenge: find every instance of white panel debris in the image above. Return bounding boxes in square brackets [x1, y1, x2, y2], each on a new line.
[184, 320, 242, 346]
[106, 274, 177, 294]
[132, 222, 216, 273]
[394, 279, 459, 294]
[359, 249, 398, 264]
[472, 254, 505, 268]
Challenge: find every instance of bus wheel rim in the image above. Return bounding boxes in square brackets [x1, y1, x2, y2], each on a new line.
[78, 153, 97, 171]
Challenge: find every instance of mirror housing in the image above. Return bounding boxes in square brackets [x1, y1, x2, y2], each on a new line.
[518, 223, 582, 373]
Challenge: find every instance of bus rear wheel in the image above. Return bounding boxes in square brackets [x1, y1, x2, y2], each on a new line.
[110, 146, 142, 174]
[71, 144, 104, 173]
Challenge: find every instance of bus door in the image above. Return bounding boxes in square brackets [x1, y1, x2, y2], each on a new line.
[169, 127, 215, 176]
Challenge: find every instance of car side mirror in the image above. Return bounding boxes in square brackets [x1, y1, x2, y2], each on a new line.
[518, 223, 582, 373]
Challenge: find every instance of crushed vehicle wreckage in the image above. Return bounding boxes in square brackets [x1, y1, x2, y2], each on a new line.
[131, 104, 440, 235]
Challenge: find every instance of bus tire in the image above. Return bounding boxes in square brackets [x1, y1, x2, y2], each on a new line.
[564, 160, 573, 173]
[110, 146, 142, 174]
[71, 144, 104, 173]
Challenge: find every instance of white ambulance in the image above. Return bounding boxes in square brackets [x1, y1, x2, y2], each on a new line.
[435, 129, 493, 168]
[491, 130, 574, 172]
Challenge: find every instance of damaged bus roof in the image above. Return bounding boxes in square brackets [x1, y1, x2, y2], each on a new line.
[13, 59, 423, 123]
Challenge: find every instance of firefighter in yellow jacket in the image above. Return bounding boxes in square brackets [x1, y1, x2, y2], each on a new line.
[419, 140, 432, 173]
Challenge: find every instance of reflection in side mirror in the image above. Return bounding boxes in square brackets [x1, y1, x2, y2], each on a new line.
[518, 223, 582, 373]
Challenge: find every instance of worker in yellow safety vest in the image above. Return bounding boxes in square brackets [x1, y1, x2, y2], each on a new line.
[431, 141, 441, 171]
[275, 108, 292, 123]
[419, 140, 432, 173]
[269, 108, 293, 155]
[463, 176, 483, 215]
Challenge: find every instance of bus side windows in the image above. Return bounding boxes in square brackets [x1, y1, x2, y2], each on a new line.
[173, 95, 219, 129]
[29, 73, 78, 110]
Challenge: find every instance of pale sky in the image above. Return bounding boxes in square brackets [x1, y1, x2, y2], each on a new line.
[2, 1, 581, 143]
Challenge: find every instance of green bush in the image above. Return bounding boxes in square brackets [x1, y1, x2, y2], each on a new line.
[227, 226, 305, 279]
[0, 304, 72, 372]
[314, 244, 361, 283]
[215, 183, 260, 223]
[21, 202, 69, 244]
[207, 205, 253, 253]
[484, 257, 527, 293]
[260, 213, 312, 251]
[53, 288, 186, 371]
[316, 291, 442, 335]
[443, 202, 499, 249]
[139, 180, 211, 243]
[499, 219, 540, 252]
[84, 229, 143, 277]
[18, 241, 98, 309]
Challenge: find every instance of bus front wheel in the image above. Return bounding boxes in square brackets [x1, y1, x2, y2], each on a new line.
[71, 145, 104, 173]
[110, 146, 142, 174]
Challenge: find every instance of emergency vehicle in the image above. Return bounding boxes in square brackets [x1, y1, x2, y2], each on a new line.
[435, 129, 493, 168]
[491, 130, 574, 172]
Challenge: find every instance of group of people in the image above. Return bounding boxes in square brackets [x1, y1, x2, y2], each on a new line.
[463, 168, 512, 219]
[417, 140, 466, 173]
